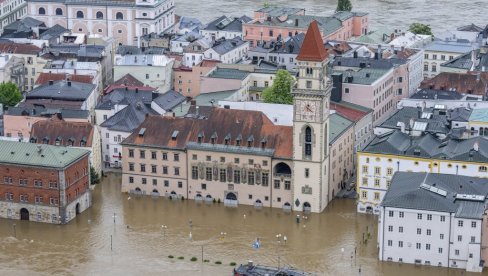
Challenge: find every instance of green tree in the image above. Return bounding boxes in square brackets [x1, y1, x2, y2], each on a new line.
[261, 69, 294, 105]
[409, 23, 433, 35]
[90, 166, 100, 185]
[336, 0, 352, 12]
[263, 1, 270, 8]
[0, 82, 22, 107]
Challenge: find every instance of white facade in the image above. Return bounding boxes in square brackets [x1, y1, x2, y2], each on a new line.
[379, 206, 483, 272]
[113, 54, 174, 92]
[398, 96, 487, 110]
[200, 29, 243, 40]
[357, 153, 488, 214]
[204, 42, 249, 64]
[406, 49, 424, 96]
[27, 0, 175, 46]
[100, 127, 129, 169]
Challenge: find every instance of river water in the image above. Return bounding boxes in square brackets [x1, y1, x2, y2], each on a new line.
[0, 173, 486, 275]
[176, 0, 488, 33]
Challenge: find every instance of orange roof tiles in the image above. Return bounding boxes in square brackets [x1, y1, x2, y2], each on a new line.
[36, 73, 94, 85]
[421, 72, 488, 96]
[30, 116, 94, 147]
[296, 20, 328, 62]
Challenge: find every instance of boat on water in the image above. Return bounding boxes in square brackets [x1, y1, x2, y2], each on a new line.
[233, 261, 315, 276]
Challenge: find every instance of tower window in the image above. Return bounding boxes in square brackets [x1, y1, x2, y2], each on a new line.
[304, 126, 312, 157]
[306, 68, 313, 76]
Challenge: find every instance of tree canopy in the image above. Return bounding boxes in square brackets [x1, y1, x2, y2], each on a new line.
[409, 23, 433, 35]
[336, 0, 352, 12]
[261, 69, 294, 105]
[0, 82, 22, 107]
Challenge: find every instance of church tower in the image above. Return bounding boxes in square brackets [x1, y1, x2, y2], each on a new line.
[292, 21, 331, 213]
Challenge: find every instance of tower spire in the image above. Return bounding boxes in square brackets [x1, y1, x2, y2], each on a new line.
[296, 21, 328, 62]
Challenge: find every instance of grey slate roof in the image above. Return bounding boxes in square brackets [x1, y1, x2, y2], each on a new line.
[441, 52, 472, 70]
[178, 17, 203, 31]
[211, 37, 248, 55]
[116, 45, 165, 55]
[100, 102, 156, 132]
[203, 15, 251, 33]
[152, 90, 186, 111]
[334, 68, 390, 85]
[96, 89, 155, 110]
[332, 56, 407, 69]
[6, 106, 89, 119]
[251, 15, 342, 37]
[378, 107, 451, 134]
[45, 44, 105, 58]
[40, 24, 69, 40]
[381, 172, 488, 218]
[424, 40, 474, 54]
[449, 107, 473, 122]
[363, 130, 488, 163]
[207, 68, 249, 80]
[3, 17, 44, 32]
[26, 80, 95, 101]
[410, 89, 463, 100]
[255, 7, 303, 17]
[269, 33, 305, 55]
[329, 113, 354, 143]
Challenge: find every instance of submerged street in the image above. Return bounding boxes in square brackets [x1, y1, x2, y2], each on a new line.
[0, 174, 485, 275]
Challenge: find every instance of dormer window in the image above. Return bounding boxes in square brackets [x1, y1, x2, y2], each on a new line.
[43, 137, 49, 144]
[30, 137, 37, 143]
[55, 136, 62, 146]
[236, 134, 242, 146]
[261, 138, 267, 149]
[171, 130, 179, 140]
[197, 132, 204, 143]
[224, 134, 231, 145]
[80, 137, 87, 147]
[247, 135, 254, 148]
[68, 138, 74, 147]
[210, 132, 217, 144]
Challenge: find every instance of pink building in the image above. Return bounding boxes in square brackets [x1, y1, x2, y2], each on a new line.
[243, 8, 368, 47]
[173, 59, 220, 98]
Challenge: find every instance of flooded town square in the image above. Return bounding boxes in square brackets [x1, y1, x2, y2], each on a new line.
[0, 174, 485, 275]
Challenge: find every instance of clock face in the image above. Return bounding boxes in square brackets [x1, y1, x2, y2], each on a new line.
[302, 101, 315, 115]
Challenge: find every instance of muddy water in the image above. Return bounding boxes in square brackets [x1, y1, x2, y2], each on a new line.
[0, 173, 486, 275]
[176, 0, 487, 33]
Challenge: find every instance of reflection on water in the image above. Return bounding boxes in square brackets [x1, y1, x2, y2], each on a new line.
[0, 173, 486, 275]
[176, 0, 487, 33]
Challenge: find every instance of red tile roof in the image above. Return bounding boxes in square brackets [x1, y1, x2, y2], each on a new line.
[36, 73, 94, 85]
[123, 108, 293, 159]
[330, 101, 371, 122]
[296, 21, 328, 62]
[420, 72, 488, 96]
[114, 73, 145, 87]
[0, 41, 41, 55]
[30, 116, 94, 147]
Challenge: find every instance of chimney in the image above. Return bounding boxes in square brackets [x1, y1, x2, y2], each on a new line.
[248, 260, 254, 267]
[398, 122, 406, 133]
[377, 44, 382, 59]
[474, 141, 479, 152]
[190, 100, 196, 106]
[49, 80, 54, 85]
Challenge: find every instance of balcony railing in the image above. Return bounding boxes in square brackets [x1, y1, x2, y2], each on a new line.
[273, 173, 292, 178]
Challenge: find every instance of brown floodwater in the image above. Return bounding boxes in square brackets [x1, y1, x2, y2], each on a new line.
[0, 173, 486, 276]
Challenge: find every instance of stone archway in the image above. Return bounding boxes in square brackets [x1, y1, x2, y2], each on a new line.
[226, 192, 237, 200]
[75, 203, 80, 215]
[20, 208, 29, 221]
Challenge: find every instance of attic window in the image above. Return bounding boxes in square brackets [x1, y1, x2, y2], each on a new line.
[68, 138, 74, 146]
[43, 137, 49, 144]
[236, 135, 242, 146]
[413, 149, 421, 156]
[80, 137, 87, 147]
[247, 135, 254, 147]
[171, 130, 179, 140]
[139, 128, 146, 137]
[30, 137, 37, 143]
[224, 134, 231, 145]
[210, 132, 218, 144]
[261, 138, 267, 149]
[55, 136, 62, 146]
[197, 132, 204, 143]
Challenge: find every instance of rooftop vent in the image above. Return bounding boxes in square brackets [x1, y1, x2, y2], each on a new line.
[171, 130, 179, 140]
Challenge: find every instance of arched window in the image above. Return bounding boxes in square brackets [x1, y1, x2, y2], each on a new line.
[39, 7, 46, 15]
[96, 11, 103, 19]
[306, 67, 313, 76]
[304, 126, 312, 157]
[55, 8, 63, 15]
[76, 11, 84, 18]
[116, 12, 124, 20]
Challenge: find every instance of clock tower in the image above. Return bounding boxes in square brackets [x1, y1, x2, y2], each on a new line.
[292, 20, 332, 213]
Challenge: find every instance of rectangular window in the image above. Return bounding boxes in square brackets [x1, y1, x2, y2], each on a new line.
[398, 241, 403, 248]
[128, 149, 134, 158]
[417, 228, 421, 235]
[284, 180, 291, 190]
[416, 243, 421, 249]
[386, 168, 393, 175]
[427, 229, 431, 236]
[472, 221, 477, 228]
[140, 164, 146, 172]
[374, 179, 380, 187]
[426, 244, 431, 250]
[438, 248, 443, 254]
[399, 211, 404, 218]
[174, 154, 179, 161]
[152, 179, 157, 186]
[440, 234, 444, 239]
[388, 225, 393, 232]
[374, 167, 381, 175]
[305, 168, 310, 178]
[162, 152, 168, 160]
[233, 170, 240, 184]
[142, 178, 147, 184]
[151, 151, 157, 159]
[129, 177, 134, 183]
[201, 183, 206, 190]
[234, 158, 240, 164]
[192, 166, 198, 179]
[163, 166, 168, 175]
[455, 249, 459, 256]
[192, 154, 197, 160]
[262, 173, 269, 186]
[206, 156, 211, 161]
[386, 180, 391, 188]
[219, 169, 226, 182]
[399, 226, 403, 233]
[164, 180, 169, 187]
[458, 220, 463, 227]
[362, 177, 368, 186]
[248, 172, 255, 185]
[174, 167, 180, 176]
[362, 166, 368, 173]
[389, 211, 394, 217]
[274, 180, 280, 189]
[140, 150, 145, 159]
[374, 192, 380, 201]
[361, 191, 367, 199]
[178, 182, 182, 188]
[151, 165, 157, 173]
[417, 214, 422, 220]
[458, 235, 462, 242]
[387, 240, 392, 246]
[427, 214, 432, 220]
[129, 163, 134, 171]
[440, 215, 445, 222]
[206, 168, 212, 181]
[471, 236, 476, 243]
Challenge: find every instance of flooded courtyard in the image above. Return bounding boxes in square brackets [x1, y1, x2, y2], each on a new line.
[0, 173, 486, 275]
